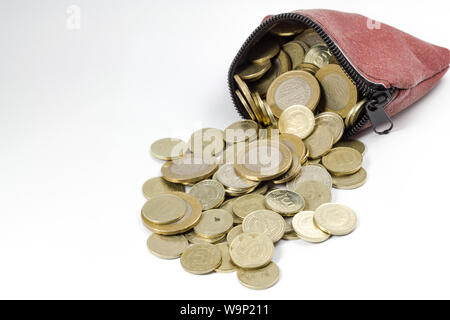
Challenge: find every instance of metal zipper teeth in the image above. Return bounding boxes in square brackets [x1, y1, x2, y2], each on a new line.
[227, 12, 390, 136]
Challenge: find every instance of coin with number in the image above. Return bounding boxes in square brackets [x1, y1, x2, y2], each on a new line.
[294, 180, 332, 211]
[150, 138, 188, 161]
[229, 232, 274, 269]
[237, 262, 280, 290]
[141, 193, 186, 225]
[314, 203, 357, 236]
[189, 179, 225, 211]
[180, 243, 222, 275]
[265, 189, 305, 216]
[194, 209, 233, 239]
[242, 210, 286, 243]
[215, 243, 236, 273]
[322, 147, 363, 176]
[147, 234, 188, 259]
[292, 211, 330, 243]
[142, 177, 184, 200]
[279, 105, 315, 139]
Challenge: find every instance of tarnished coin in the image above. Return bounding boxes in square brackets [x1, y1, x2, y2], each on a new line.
[315, 112, 345, 144]
[224, 119, 259, 144]
[294, 180, 332, 211]
[188, 128, 225, 157]
[236, 90, 256, 121]
[216, 164, 259, 192]
[304, 126, 334, 159]
[215, 243, 237, 273]
[248, 36, 280, 64]
[194, 209, 233, 239]
[180, 243, 222, 275]
[189, 179, 225, 211]
[142, 193, 186, 225]
[235, 140, 292, 182]
[295, 29, 325, 47]
[282, 41, 305, 69]
[237, 262, 280, 290]
[265, 189, 305, 216]
[220, 199, 243, 225]
[242, 210, 286, 243]
[287, 164, 333, 190]
[315, 64, 358, 118]
[334, 140, 366, 155]
[304, 44, 332, 68]
[227, 225, 243, 244]
[229, 232, 274, 269]
[184, 230, 226, 245]
[161, 155, 218, 185]
[278, 105, 315, 139]
[270, 22, 304, 36]
[232, 194, 266, 219]
[345, 99, 368, 128]
[142, 192, 202, 236]
[292, 211, 330, 243]
[142, 177, 184, 200]
[322, 147, 363, 176]
[150, 138, 188, 161]
[332, 168, 367, 190]
[238, 61, 272, 81]
[267, 70, 321, 117]
[314, 203, 358, 236]
[147, 234, 188, 259]
[279, 133, 307, 160]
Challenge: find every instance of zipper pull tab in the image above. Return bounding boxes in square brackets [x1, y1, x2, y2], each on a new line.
[365, 89, 394, 135]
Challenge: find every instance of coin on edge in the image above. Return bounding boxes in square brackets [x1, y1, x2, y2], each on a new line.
[215, 243, 237, 273]
[147, 234, 188, 259]
[194, 209, 233, 239]
[236, 90, 256, 121]
[188, 179, 225, 211]
[322, 147, 363, 176]
[332, 168, 367, 190]
[292, 211, 330, 243]
[150, 138, 188, 161]
[242, 210, 286, 243]
[314, 203, 358, 236]
[265, 189, 305, 216]
[142, 177, 184, 200]
[229, 232, 274, 269]
[278, 105, 315, 139]
[237, 262, 280, 290]
[180, 243, 222, 275]
[141, 193, 186, 225]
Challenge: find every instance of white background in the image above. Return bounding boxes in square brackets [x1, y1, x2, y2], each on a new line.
[0, 0, 449, 300]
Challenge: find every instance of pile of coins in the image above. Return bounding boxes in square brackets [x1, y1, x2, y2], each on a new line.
[142, 22, 369, 290]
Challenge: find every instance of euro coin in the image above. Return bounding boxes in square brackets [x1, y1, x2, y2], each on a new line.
[184, 230, 226, 245]
[264, 189, 305, 216]
[345, 99, 367, 128]
[236, 90, 256, 121]
[294, 180, 332, 211]
[232, 194, 266, 219]
[303, 126, 334, 159]
[322, 147, 363, 176]
[315, 64, 358, 118]
[332, 168, 367, 190]
[282, 41, 305, 70]
[292, 211, 330, 243]
[142, 193, 186, 225]
[279, 133, 307, 159]
[315, 112, 345, 144]
[242, 210, 286, 243]
[215, 163, 259, 192]
[188, 128, 225, 157]
[226, 225, 243, 244]
[314, 203, 357, 236]
[334, 140, 366, 155]
[215, 243, 237, 273]
[194, 209, 233, 239]
[270, 22, 304, 36]
[224, 120, 259, 144]
[237, 61, 271, 81]
[188, 179, 225, 211]
[278, 105, 315, 139]
[267, 70, 321, 117]
[180, 243, 222, 275]
[147, 234, 188, 259]
[248, 36, 280, 64]
[161, 155, 218, 185]
[304, 44, 332, 68]
[237, 262, 280, 290]
[150, 138, 188, 161]
[229, 232, 274, 269]
[142, 177, 184, 200]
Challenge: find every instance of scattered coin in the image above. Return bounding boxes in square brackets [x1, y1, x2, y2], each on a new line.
[265, 189, 305, 216]
[322, 147, 363, 176]
[180, 243, 222, 275]
[272, 151, 301, 184]
[147, 234, 189, 259]
[229, 232, 274, 269]
[220, 199, 243, 225]
[282, 41, 305, 69]
[194, 209, 233, 239]
[345, 99, 368, 128]
[334, 140, 366, 155]
[315, 112, 345, 144]
[150, 138, 188, 161]
[242, 210, 286, 243]
[294, 180, 332, 211]
[161, 155, 218, 185]
[141, 193, 186, 225]
[188, 128, 225, 157]
[224, 119, 259, 144]
[188, 179, 225, 211]
[287, 164, 333, 190]
[236, 89, 256, 121]
[304, 126, 334, 159]
[283, 231, 300, 240]
[237, 262, 280, 290]
[314, 203, 358, 236]
[226, 225, 243, 244]
[292, 211, 330, 243]
[279, 133, 307, 160]
[238, 61, 272, 81]
[248, 36, 280, 64]
[142, 177, 184, 200]
[278, 105, 315, 139]
[215, 243, 237, 273]
[184, 230, 226, 245]
[232, 194, 266, 219]
[304, 44, 332, 68]
[332, 168, 367, 190]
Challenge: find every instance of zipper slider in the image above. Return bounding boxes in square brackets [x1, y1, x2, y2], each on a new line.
[365, 88, 395, 135]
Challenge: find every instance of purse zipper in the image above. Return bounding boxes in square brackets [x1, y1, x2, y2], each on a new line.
[228, 12, 396, 136]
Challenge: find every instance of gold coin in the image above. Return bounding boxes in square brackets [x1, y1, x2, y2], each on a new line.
[276, 49, 292, 74]
[234, 75, 261, 118]
[292, 211, 330, 243]
[242, 210, 286, 243]
[194, 209, 233, 239]
[334, 140, 366, 155]
[224, 120, 259, 144]
[234, 140, 292, 181]
[304, 44, 332, 68]
[249, 183, 269, 196]
[295, 29, 325, 47]
[263, 101, 277, 128]
[283, 231, 300, 240]
[188, 179, 225, 211]
[235, 90, 256, 121]
[297, 62, 320, 75]
[314, 203, 357, 236]
[267, 70, 321, 117]
[216, 164, 259, 192]
[229, 232, 274, 269]
[161, 155, 218, 185]
[251, 92, 269, 126]
[332, 168, 367, 190]
[142, 192, 202, 235]
[142, 177, 184, 200]
[238, 61, 271, 81]
[264, 189, 305, 216]
[226, 225, 243, 244]
[232, 194, 266, 219]
[237, 262, 280, 290]
[278, 105, 315, 139]
[315, 64, 358, 118]
[220, 199, 243, 225]
[150, 138, 188, 161]
[270, 22, 304, 36]
[272, 151, 301, 184]
[248, 36, 280, 64]
[345, 99, 368, 128]
[294, 40, 310, 54]
[215, 243, 237, 273]
[294, 180, 332, 211]
[282, 41, 305, 69]
[147, 234, 188, 259]
[287, 164, 332, 190]
[184, 230, 225, 244]
[188, 128, 225, 157]
[180, 243, 222, 275]
[142, 193, 186, 225]
[304, 126, 334, 159]
[315, 112, 345, 144]
[279, 133, 307, 159]
[249, 62, 280, 98]
[322, 147, 363, 176]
